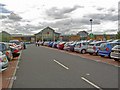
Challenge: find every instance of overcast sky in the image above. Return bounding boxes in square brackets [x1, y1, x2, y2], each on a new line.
[0, 0, 119, 35]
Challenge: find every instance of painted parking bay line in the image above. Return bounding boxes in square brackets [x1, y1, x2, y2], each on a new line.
[53, 59, 69, 70]
[81, 77, 103, 90]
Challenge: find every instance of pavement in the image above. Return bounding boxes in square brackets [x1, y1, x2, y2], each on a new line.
[11, 44, 119, 89]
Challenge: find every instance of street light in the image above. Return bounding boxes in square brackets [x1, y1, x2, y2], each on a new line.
[90, 19, 93, 33]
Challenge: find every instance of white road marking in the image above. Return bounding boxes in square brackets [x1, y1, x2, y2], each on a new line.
[53, 59, 69, 70]
[81, 77, 102, 90]
[86, 73, 90, 76]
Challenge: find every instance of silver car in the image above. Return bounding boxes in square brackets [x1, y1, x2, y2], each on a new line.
[87, 41, 106, 55]
[0, 51, 9, 72]
[110, 45, 120, 61]
[74, 41, 89, 54]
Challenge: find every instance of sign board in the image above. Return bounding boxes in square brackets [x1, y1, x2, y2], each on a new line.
[89, 33, 94, 38]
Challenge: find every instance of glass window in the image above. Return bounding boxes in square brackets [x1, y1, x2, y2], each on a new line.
[0, 44, 6, 51]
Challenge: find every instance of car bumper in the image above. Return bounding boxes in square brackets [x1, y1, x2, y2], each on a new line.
[110, 52, 120, 59]
[87, 49, 95, 53]
[98, 51, 110, 56]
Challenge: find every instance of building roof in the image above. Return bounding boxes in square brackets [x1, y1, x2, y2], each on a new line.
[35, 26, 61, 35]
[0, 31, 11, 35]
[77, 31, 88, 35]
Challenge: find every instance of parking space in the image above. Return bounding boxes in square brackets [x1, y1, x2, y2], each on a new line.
[42, 45, 120, 67]
[1, 57, 18, 88]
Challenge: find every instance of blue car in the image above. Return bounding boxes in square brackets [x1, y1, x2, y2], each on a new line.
[48, 42, 54, 47]
[98, 42, 120, 58]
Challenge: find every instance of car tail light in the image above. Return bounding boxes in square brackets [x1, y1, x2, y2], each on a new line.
[93, 46, 96, 50]
[79, 44, 81, 48]
[14, 49, 19, 53]
[0, 58, 2, 62]
[6, 52, 9, 56]
[106, 48, 109, 51]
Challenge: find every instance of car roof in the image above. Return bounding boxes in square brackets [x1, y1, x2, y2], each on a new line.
[90, 41, 105, 44]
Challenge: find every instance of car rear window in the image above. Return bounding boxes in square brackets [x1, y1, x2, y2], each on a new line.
[110, 43, 118, 48]
[100, 43, 107, 50]
[89, 43, 94, 46]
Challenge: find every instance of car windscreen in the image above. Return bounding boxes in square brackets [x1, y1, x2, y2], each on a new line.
[89, 43, 94, 46]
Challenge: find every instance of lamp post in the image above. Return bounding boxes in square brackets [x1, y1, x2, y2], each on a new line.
[90, 19, 93, 33]
[89, 19, 94, 39]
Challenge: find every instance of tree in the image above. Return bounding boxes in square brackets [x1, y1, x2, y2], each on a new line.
[116, 31, 120, 39]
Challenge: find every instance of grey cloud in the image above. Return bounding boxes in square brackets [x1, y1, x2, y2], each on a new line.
[0, 15, 7, 19]
[0, 3, 12, 13]
[84, 13, 118, 21]
[8, 13, 22, 21]
[46, 5, 83, 19]
[38, 17, 100, 34]
[0, 3, 6, 6]
[104, 29, 118, 32]
[97, 7, 105, 11]
[108, 8, 116, 12]
[23, 24, 42, 31]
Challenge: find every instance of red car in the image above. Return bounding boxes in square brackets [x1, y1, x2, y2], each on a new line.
[58, 42, 66, 50]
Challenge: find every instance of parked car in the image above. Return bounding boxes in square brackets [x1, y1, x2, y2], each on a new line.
[48, 42, 54, 47]
[74, 41, 89, 54]
[0, 42, 13, 61]
[57, 42, 66, 50]
[43, 41, 50, 46]
[9, 40, 22, 50]
[0, 51, 9, 72]
[98, 42, 120, 58]
[63, 42, 73, 51]
[87, 41, 106, 55]
[112, 39, 120, 43]
[69, 41, 77, 52]
[9, 43, 20, 57]
[52, 41, 60, 48]
[110, 45, 120, 61]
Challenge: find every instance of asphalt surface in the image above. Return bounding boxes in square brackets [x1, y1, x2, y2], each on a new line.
[12, 44, 119, 89]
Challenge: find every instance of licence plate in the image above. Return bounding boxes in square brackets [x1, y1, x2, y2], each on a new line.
[3, 58, 7, 61]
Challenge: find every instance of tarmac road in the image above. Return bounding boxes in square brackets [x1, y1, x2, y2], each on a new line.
[12, 44, 119, 89]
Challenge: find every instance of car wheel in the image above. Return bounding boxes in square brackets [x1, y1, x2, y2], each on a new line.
[81, 49, 86, 54]
[114, 59, 119, 61]
[109, 53, 112, 59]
[89, 53, 93, 55]
[100, 55, 104, 57]
[96, 51, 99, 56]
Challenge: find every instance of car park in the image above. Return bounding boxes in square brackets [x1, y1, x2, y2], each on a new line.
[87, 41, 106, 55]
[0, 51, 9, 72]
[0, 42, 13, 61]
[98, 42, 120, 58]
[110, 45, 120, 61]
[74, 41, 89, 54]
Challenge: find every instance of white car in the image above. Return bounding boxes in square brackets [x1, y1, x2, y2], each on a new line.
[0, 51, 9, 72]
[110, 45, 120, 61]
